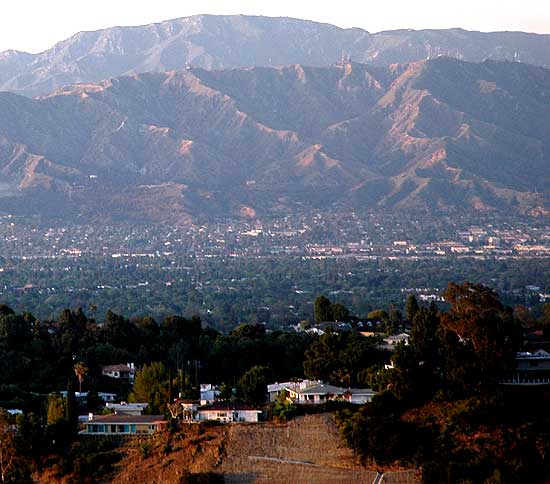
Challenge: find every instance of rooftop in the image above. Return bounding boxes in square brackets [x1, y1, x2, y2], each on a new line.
[102, 364, 133, 372]
[297, 383, 374, 396]
[199, 401, 261, 412]
[87, 414, 165, 424]
[517, 349, 550, 359]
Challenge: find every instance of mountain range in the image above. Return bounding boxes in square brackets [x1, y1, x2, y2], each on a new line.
[3, 15, 550, 98]
[1, 53, 550, 223]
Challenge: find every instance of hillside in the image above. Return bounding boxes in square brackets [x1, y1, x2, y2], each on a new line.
[34, 415, 419, 484]
[1, 58, 550, 223]
[3, 15, 550, 97]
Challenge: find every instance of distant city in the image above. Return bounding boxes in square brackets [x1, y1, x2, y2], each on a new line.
[2, 211, 550, 325]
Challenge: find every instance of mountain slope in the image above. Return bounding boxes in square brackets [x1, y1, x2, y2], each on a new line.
[3, 15, 550, 97]
[0, 58, 549, 223]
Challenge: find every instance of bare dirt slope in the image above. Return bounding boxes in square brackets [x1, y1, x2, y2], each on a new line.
[36, 414, 419, 484]
[105, 414, 380, 483]
[218, 414, 378, 483]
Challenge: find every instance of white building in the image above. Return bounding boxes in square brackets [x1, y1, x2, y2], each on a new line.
[267, 379, 321, 402]
[295, 383, 375, 405]
[382, 333, 410, 350]
[196, 402, 262, 423]
[200, 384, 221, 405]
[105, 402, 148, 416]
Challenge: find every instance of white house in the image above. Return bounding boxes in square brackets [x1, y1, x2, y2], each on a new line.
[267, 379, 321, 402]
[295, 383, 375, 405]
[196, 402, 262, 423]
[382, 333, 410, 350]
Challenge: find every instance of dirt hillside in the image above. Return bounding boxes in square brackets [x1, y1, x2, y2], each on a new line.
[36, 413, 420, 483]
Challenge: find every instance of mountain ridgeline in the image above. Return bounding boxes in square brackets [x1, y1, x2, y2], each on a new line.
[1, 57, 550, 223]
[3, 15, 550, 98]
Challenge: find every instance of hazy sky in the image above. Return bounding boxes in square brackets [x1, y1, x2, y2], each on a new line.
[1, 0, 550, 53]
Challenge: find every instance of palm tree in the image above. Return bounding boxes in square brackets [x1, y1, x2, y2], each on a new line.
[74, 362, 88, 395]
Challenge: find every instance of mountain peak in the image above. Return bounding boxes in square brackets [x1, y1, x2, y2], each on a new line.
[3, 16, 550, 97]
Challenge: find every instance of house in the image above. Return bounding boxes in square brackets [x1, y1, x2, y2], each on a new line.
[81, 413, 166, 435]
[101, 363, 136, 382]
[196, 401, 262, 423]
[295, 383, 375, 405]
[98, 392, 118, 403]
[516, 350, 550, 372]
[200, 384, 220, 405]
[382, 333, 410, 350]
[267, 379, 321, 402]
[105, 402, 148, 416]
[59, 390, 88, 402]
[501, 350, 550, 386]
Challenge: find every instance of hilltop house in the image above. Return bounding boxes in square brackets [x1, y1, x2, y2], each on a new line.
[381, 333, 410, 350]
[105, 402, 148, 416]
[195, 401, 262, 423]
[502, 349, 550, 385]
[268, 381, 375, 405]
[295, 383, 375, 405]
[81, 413, 166, 435]
[267, 379, 321, 402]
[516, 349, 550, 372]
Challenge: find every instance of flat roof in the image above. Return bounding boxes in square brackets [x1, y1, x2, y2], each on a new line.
[297, 383, 374, 396]
[87, 414, 165, 424]
[199, 401, 261, 412]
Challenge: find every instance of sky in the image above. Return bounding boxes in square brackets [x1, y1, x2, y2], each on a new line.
[1, 0, 550, 53]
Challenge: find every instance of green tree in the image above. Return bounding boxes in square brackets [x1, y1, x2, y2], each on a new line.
[271, 389, 297, 422]
[405, 294, 420, 322]
[237, 365, 271, 406]
[367, 309, 389, 322]
[304, 331, 382, 386]
[129, 362, 170, 413]
[314, 296, 333, 323]
[409, 304, 440, 368]
[0, 410, 17, 484]
[47, 393, 67, 426]
[0, 410, 32, 484]
[331, 303, 350, 322]
[441, 282, 522, 387]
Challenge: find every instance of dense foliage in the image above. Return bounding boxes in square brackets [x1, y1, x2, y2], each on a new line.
[3, 255, 550, 330]
[0, 281, 548, 482]
[336, 284, 549, 483]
